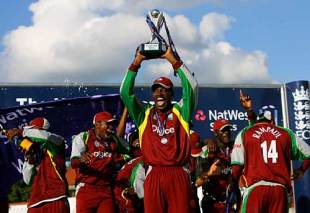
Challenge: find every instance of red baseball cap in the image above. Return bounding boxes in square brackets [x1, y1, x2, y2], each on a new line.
[151, 77, 173, 91]
[190, 131, 201, 157]
[213, 119, 232, 132]
[27, 117, 50, 130]
[93, 111, 116, 125]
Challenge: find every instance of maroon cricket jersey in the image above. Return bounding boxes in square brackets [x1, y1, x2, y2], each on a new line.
[76, 129, 117, 186]
[232, 123, 293, 189]
[28, 152, 67, 207]
[116, 157, 143, 184]
[120, 65, 198, 168]
[140, 108, 191, 166]
[114, 157, 144, 213]
[205, 146, 233, 201]
[21, 128, 68, 208]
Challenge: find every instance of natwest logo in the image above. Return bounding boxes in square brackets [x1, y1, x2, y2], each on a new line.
[195, 110, 206, 121]
[152, 125, 175, 136]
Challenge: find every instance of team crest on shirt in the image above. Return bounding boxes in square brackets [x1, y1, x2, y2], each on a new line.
[168, 113, 173, 120]
[94, 141, 100, 148]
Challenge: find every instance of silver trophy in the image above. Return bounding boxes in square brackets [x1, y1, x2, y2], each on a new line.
[139, 9, 168, 59]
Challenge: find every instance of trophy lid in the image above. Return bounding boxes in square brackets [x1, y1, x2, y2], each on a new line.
[147, 9, 165, 42]
[150, 9, 161, 18]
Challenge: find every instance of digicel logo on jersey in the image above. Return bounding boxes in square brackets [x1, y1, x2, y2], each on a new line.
[93, 151, 112, 159]
[152, 125, 175, 136]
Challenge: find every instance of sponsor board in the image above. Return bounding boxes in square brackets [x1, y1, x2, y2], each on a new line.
[0, 85, 284, 140]
[286, 81, 310, 212]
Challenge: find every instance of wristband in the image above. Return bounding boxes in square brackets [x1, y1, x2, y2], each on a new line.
[129, 63, 140, 72]
[172, 61, 182, 70]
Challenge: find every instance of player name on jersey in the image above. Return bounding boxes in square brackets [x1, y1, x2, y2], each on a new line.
[252, 126, 282, 139]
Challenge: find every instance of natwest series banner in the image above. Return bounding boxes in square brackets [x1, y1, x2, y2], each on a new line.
[191, 87, 283, 139]
[0, 84, 284, 140]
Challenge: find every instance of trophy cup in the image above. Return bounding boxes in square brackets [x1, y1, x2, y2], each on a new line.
[139, 9, 175, 59]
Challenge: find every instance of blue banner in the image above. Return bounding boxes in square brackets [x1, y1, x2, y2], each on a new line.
[0, 85, 284, 140]
[0, 137, 23, 198]
[286, 80, 310, 212]
[0, 85, 285, 200]
[0, 94, 123, 198]
[191, 87, 283, 139]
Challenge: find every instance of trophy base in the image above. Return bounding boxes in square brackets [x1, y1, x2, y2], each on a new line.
[139, 43, 167, 59]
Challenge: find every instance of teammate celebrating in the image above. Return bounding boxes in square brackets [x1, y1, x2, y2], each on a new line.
[230, 110, 310, 213]
[120, 47, 198, 213]
[114, 156, 144, 213]
[6, 117, 69, 213]
[195, 119, 235, 213]
[70, 111, 129, 213]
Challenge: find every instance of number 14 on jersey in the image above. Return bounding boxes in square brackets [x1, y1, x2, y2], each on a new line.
[260, 140, 279, 163]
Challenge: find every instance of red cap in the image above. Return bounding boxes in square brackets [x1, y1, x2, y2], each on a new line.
[27, 117, 50, 130]
[213, 119, 232, 132]
[190, 131, 201, 157]
[93, 111, 116, 125]
[151, 77, 173, 91]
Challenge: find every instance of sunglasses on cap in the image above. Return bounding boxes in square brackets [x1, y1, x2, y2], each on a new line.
[97, 121, 112, 126]
[219, 126, 232, 133]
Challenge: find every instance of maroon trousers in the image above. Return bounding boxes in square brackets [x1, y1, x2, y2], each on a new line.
[27, 198, 69, 213]
[144, 167, 191, 213]
[76, 184, 115, 213]
[242, 185, 288, 213]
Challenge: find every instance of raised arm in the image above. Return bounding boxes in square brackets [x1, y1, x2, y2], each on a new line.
[117, 106, 128, 138]
[120, 51, 146, 127]
[162, 48, 198, 123]
[240, 89, 256, 124]
[22, 128, 65, 155]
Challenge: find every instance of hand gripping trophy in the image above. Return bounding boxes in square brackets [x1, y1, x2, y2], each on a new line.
[139, 9, 181, 60]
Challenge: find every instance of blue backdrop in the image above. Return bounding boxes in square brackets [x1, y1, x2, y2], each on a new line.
[0, 84, 284, 140]
[2, 83, 308, 211]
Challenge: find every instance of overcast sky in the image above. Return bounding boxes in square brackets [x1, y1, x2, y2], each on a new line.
[0, 0, 309, 85]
